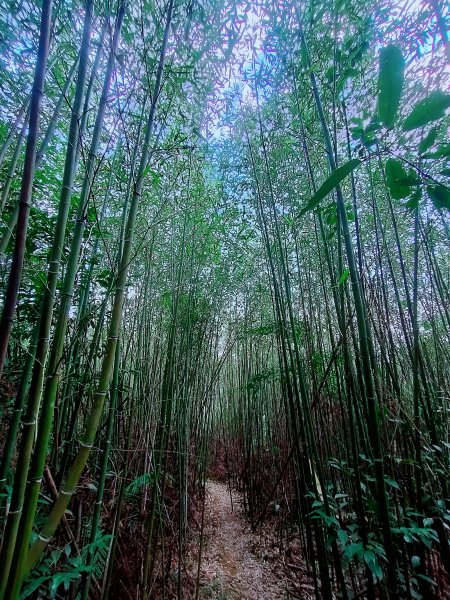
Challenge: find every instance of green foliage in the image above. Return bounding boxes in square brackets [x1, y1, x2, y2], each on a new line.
[427, 184, 450, 211]
[310, 488, 388, 582]
[81, 530, 112, 579]
[351, 117, 381, 148]
[245, 322, 279, 337]
[0, 1, 449, 598]
[363, 542, 386, 581]
[47, 561, 91, 600]
[337, 268, 349, 286]
[385, 158, 412, 199]
[418, 127, 438, 154]
[377, 45, 405, 128]
[298, 159, 361, 216]
[403, 91, 450, 131]
[21, 553, 91, 599]
[20, 577, 50, 599]
[247, 369, 276, 394]
[21, 531, 112, 598]
[421, 143, 450, 159]
[392, 523, 438, 548]
[125, 472, 156, 497]
[338, 531, 387, 581]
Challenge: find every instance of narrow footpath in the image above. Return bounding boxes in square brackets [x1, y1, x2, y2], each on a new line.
[197, 481, 290, 599]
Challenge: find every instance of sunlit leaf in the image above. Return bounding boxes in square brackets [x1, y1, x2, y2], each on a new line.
[338, 268, 350, 285]
[298, 159, 361, 216]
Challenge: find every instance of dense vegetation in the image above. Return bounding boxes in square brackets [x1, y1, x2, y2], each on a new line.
[0, 0, 449, 598]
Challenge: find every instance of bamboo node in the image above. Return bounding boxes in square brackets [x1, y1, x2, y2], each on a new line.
[79, 440, 94, 448]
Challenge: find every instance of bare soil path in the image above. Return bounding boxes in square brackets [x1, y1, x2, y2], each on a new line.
[197, 481, 289, 600]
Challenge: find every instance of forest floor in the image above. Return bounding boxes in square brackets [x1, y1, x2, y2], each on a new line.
[194, 480, 313, 600]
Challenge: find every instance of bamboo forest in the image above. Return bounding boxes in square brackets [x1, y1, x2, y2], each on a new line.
[0, 0, 450, 598]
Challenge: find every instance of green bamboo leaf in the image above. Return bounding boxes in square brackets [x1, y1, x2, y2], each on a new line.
[299, 159, 361, 216]
[427, 185, 450, 211]
[419, 126, 438, 154]
[385, 477, 400, 490]
[20, 576, 50, 599]
[385, 158, 411, 199]
[404, 188, 421, 211]
[403, 91, 450, 131]
[364, 551, 383, 580]
[421, 144, 450, 159]
[344, 541, 364, 561]
[378, 45, 405, 128]
[338, 268, 350, 285]
[337, 529, 348, 546]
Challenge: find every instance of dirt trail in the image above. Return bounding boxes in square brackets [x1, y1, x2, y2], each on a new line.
[197, 481, 289, 599]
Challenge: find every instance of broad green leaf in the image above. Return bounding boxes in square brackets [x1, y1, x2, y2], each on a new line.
[385, 158, 411, 199]
[338, 268, 350, 285]
[421, 144, 450, 159]
[396, 173, 421, 186]
[20, 576, 50, 599]
[419, 126, 438, 154]
[50, 549, 62, 564]
[403, 91, 450, 131]
[385, 477, 400, 490]
[404, 188, 421, 211]
[344, 541, 364, 561]
[378, 45, 405, 128]
[364, 551, 383, 580]
[299, 159, 361, 216]
[427, 185, 450, 211]
[337, 529, 348, 546]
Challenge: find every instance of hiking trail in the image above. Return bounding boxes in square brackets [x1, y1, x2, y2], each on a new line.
[197, 480, 291, 599]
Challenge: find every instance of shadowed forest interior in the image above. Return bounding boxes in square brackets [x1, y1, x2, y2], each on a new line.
[0, 0, 449, 598]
